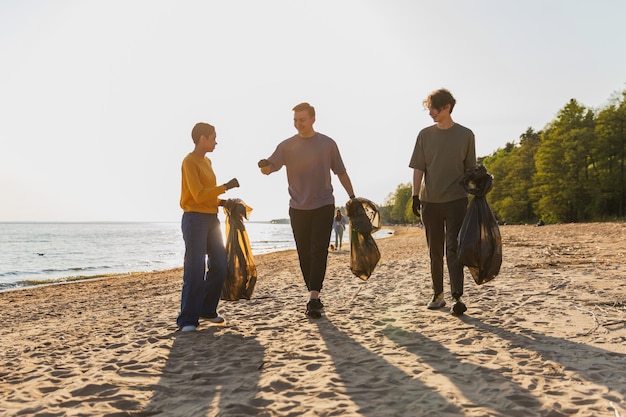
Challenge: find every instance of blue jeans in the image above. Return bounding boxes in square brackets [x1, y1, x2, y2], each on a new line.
[333, 225, 344, 248]
[177, 212, 227, 328]
[289, 204, 334, 292]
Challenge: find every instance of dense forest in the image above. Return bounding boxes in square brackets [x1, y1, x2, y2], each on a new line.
[380, 88, 626, 225]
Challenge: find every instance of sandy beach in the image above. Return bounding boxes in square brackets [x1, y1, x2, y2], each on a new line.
[1, 222, 625, 417]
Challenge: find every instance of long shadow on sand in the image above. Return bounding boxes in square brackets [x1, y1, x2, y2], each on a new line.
[383, 324, 542, 417]
[384, 316, 626, 416]
[316, 318, 464, 417]
[141, 326, 267, 417]
[465, 316, 626, 405]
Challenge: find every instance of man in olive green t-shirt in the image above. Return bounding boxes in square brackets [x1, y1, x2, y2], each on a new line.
[409, 89, 476, 316]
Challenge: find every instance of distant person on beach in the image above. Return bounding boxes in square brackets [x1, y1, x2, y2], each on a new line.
[409, 89, 476, 316]
[177, 122, 240, 332]
[258, 102, 356, 318]
[333, 209, 346, 250]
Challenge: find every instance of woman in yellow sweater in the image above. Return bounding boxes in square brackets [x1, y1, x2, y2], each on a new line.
[178, 122, 239, 332]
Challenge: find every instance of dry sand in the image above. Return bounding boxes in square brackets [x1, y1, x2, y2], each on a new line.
[1, 222, 625, 417]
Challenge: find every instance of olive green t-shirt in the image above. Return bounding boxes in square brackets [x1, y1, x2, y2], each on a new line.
[409, 123, 476, 203]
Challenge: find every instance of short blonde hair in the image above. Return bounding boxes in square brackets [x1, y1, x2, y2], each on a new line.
[191, 122, 215, 144]
[292, 102, 315, 118]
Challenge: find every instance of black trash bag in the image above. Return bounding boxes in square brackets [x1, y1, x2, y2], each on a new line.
[346, 197, 381, 281]
[457, 166, 502, 285]
[221, 198, 258, 300]
[461, 164, 493, 197]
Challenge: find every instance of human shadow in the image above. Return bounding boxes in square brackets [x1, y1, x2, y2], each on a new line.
[383, 324, 543, 417]
[141, 325, 267, 416]
[316, 318, 464, 417]
[463, 316, 626, 404]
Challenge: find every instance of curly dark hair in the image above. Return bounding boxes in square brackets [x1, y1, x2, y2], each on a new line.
[423, 89, 456, 114]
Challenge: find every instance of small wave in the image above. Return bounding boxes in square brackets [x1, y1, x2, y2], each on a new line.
[41, 265, 109, 274]
[0, 221, 297, 290]
[0, 282, 19, 291]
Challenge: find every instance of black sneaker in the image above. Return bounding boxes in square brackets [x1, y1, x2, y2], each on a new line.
[306, 299, 323, 318]
[451, 297, 467, 316]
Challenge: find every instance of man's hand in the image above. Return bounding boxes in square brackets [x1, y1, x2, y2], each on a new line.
[258, 159, 271, 175]
[412, 195, 421, 216]
[224, 178, 240, 190]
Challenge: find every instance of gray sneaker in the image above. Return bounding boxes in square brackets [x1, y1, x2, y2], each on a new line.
[427, 293, 446, 309]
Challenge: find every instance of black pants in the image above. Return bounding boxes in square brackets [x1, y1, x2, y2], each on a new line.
[289, 204, 334, 292]
[421, 197, 468, 298]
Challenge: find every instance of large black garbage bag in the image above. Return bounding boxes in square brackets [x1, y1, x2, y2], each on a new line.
[346, 197, 381, 281]
[457, 165, 502, 285]
[221, 199, 257, 300]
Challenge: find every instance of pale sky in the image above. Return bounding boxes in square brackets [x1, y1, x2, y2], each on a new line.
[1, 1, 625, 222]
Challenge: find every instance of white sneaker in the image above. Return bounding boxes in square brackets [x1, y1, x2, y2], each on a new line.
[180, 325, 197, 332]
[202, 315, 225, 324]
[207, 316, 225, 324]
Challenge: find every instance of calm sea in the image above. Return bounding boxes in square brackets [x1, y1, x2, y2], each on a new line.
[0, 222, 393, 292]
[0, 221, 298, 291]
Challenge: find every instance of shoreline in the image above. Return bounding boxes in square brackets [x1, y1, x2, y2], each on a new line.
[0, 228, 395, 293]
[1, 223, 625, 416]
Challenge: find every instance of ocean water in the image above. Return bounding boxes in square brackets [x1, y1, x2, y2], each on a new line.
[0, 221, 296, 291]
[0, 221, 390, 291]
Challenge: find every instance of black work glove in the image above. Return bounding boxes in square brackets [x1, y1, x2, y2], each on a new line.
[257, 159, 270, 168]
[412, 195, 421, 216]
[224, 178, 240, 190]
[345, 195, 357, 210]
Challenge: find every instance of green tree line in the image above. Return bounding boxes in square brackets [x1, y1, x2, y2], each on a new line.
[380, 89, 626, 225]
